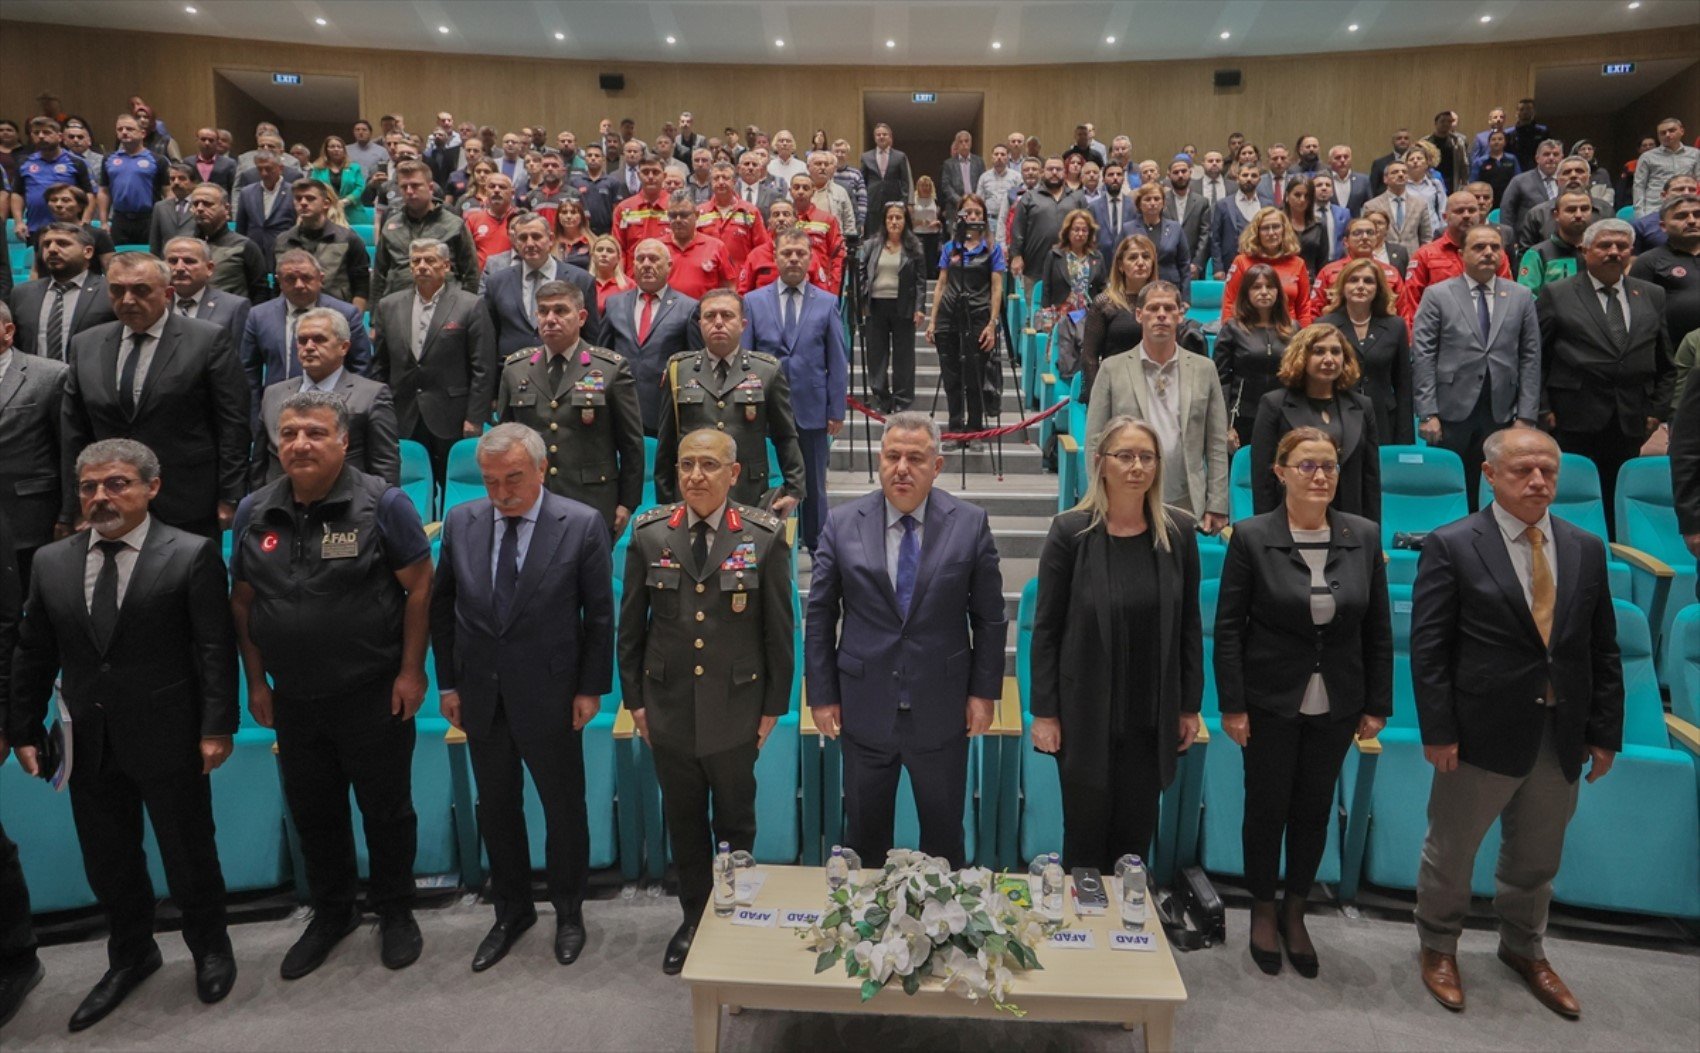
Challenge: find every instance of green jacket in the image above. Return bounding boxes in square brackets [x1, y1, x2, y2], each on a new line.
[1517, 237, 1581, 295]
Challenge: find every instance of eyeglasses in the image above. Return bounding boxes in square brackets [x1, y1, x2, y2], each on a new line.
[1104, 450, 1159, 468]
[78, 475, 140, 497]
[1286, 461, 1340, 477]
[678, 458, 727, 475]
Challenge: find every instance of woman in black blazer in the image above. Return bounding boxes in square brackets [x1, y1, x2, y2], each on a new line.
[1078, 234, 1155, 402]
[1031, 416, 1203, 873]
[1315, 258, 1413, 445]
[1039, 209, 1108, 316]
[1214, 263, 1296, 448]
[1216, 425, 1392, 978]
[858, 201, 926, 412]
[1249, 323, 1382, 523]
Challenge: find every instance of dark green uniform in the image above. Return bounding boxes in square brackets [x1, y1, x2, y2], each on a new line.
[496, 340, 645, 533]
[617, 499, 795, 917]
[1518, 237, 1582, 294]
[654, 348, 807, 509]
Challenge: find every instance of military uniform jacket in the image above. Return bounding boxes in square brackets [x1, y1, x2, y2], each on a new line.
[496, 341, 645, 531]
[653, 348, 806, 509]
[617, 501, 795, 757]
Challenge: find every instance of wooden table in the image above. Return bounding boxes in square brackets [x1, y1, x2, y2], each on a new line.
[681, 865, 1187, 1052]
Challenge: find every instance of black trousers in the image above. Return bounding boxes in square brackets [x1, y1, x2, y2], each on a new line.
[1060, 726, 1163, 874]
[797, 428, 830, 553]
[410, 417, 459, 509]
[69, 738, 229, 968]
[0, 819, 38, 971]
[1241, 707, 1357, 902]
[937, 324, 990, 432]
[650, 738, 757, 920]
[865, 298, 916, 412]
[275, 680, 418, 913]
[1436, 383, 1505, 512]
[841, 720, 969, 868]
[1554, 425, 1644, 536]
[467, 700, 589, 921]
[108, 211, 151, 247]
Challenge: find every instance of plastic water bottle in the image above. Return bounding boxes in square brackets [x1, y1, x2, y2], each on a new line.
[826, 846, 850, 892]
[712, 842, 736, 916]
[1116, 854, 1148, 929]
[1041, 852, 1065, 917]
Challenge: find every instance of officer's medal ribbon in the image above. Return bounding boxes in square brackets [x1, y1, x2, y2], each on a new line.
[740, 373, 762, 422]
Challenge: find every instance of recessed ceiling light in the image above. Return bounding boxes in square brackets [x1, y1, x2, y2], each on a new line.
[437, 24, 450, 33]
[314, 17, 327, 26]
[1627, 1, 1641, 7]
[184, 4, 197, 12]
[665, 35, 676, 44]
[553, 31, 565, 40]
[774, 38, 784, 47]
[991, 40, 1002, 49]
[886, 39, 896, 48]
[1220, 30, 1231, 39]
[1105, 35, 1116, 44]
[1479, 14, 1492, 22]
[1348, 23, 1359, 31]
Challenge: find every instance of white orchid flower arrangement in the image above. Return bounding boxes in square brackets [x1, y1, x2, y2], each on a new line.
[800, 849, 1060, 1016]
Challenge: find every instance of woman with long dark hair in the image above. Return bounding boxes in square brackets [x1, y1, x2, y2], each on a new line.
[1079, 234, 1156, 401]
[1215, 263, 1296, 449]
[858, 201, 926, 413]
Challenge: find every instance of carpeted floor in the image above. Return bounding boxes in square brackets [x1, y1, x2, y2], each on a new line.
[5, 885, 1697, 1052]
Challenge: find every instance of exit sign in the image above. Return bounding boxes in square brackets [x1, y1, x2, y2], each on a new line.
[1602, 62, 1636, 76]
[273, 72, 302, 85]
[912, 92, 936, 104]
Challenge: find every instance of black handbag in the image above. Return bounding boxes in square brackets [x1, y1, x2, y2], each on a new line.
[1155, 865, 1226, 951]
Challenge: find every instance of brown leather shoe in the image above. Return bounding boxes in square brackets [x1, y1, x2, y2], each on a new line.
[1497, 946, 1580, 1019]
[1420, 948, 1465, 1011]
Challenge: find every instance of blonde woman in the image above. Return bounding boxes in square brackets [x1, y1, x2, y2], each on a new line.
[1030, 415, 1203, 872]
[911, 174, 942, 278]
[589, 234, 633, 312]
[1221, 207, 1311, 323]
[310, 135, 365, 212]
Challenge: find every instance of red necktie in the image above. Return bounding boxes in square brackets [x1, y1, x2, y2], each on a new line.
[637, 292, 656, 344]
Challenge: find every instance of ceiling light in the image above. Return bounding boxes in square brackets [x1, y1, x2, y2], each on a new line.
[1220, 30, 1231, 39]
[314, 17, 327, 26]
[184, 4, 197, 12]
[774, 38, 785, 47]
[886, 39, 896, 48]
[1479, 14, 1492, 22]
[553, 31, 565, 40]
[665, 35, 676, 44]
[1105, 35, 1116, 44]
[1348, 23, 1359, 31]
[1628, 1, 1640, 6]
[991, 41, 1002, 49]
[437, 24, 450, 33]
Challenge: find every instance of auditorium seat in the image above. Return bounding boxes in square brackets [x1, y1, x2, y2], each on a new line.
[1616, 205, 1636, 220]
[1, 756, 98, 912]
[1617, 457, 1693, 681]
[1379, 444, 1468, 586]
[1021, 281, 1044, 409]
[1666, 604, 1700, 725]
[440, 438, 483, 515]
[398, 439, 436, 523]
[1229, 445, 1254, 522]
[1186, 280, 1224, 329]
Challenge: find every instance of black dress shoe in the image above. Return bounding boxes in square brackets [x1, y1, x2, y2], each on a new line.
[68, 946, 162, 1032]
[471, 912, 536, 972]
[1249, 938, 1282, 976]
[280, 907, 361, 980]
[1277, 919, 1320, 979]
[555, 916, 586, 965]
[379, 909, 423, 970]
[662, 921, 696, 976]
[0, 958, 45, 1029]
[194, 952, 238, 1004]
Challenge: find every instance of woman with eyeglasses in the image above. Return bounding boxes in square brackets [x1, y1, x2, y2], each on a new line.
[1248, 324, 1382, 522]
[1215, 423, 1392, 978]
[1031, 416, 1203, 872]
[1304, 217, 1405, 324]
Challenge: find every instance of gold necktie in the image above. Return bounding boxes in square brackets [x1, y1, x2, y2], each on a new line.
[1525, 526, 1553, 647]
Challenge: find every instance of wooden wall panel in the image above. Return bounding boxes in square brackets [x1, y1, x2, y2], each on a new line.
[2, 20, 1696, 169]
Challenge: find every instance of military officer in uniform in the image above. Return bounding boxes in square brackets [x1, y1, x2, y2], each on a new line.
[653, 287, 805, 515]
[618, 427, 795, 975]
[495, 281, 645, 536]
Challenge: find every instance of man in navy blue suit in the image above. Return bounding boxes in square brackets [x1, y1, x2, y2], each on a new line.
[430, 423, 613, 972]
[805, 413, 1007, 866]
[597, 240, 703, 434]
[741, 229, 848, 553]
[240, 249, 372, 428]
[482, 212, 599, 358]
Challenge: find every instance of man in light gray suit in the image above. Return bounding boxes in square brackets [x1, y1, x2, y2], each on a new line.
[164, 236, 251, 346]
[1364, 161, 1434, 254]
[1084, 281, 1230, 535]
[0, 301, 69, 583]
[253, 308, 399, 487]
[1412, 225, 1542, 506]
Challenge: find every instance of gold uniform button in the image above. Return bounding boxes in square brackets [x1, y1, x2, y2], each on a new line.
[694, 664, 704, 676]
[717, 400, 726, 409]
[549, 467, 558, 476]
[694, 638, 704, 649]
[695, 583, 706, 594]
[549, 445, 558, 453]
[550, 400, 559, 409]
[695, 611, 705, 622]
[715, 421, 725, 430]
[550, 422, 558, 432]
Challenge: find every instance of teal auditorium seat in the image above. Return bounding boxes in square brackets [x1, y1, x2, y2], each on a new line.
[1379, 445, 1467, 586]
[1553, 602, 1700, 918]
[1229, 445, 1254, 523]
[1666, 604, 1700, 725]
[1186, 280, 1224, 329]
[398, 439, 436, 522]
[441, 438, 483, 514]
[1617, 457, 1693, 682]
[1615, 205, 1636, 221]
[2, 757, 97, 912]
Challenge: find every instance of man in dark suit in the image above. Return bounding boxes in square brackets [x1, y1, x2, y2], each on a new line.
[232, 151, 297, 271]
[1089, 164, 1135, 261]
[1327, 145, 1374, 217]
[1412, 427, 1621, 1019]
[253, 308, 399, 487]
[60, 254, 250, 538]
[9, 223, 117, 360]
[1211, 163, 1263, 278]
[1515, 156, 1603, 257]
[598, 239, 704, 434]
[1536, 219, 1674, 530]
[187, 127, 237, 195]
[241, 249, 373, 429]
[147, 164, 199, 257]
[733, 152, 781, 221]
[1369, 128, 1415, 198]
[187, 184, 268, 304]
[1498, 140, 1564, 249]
[618, 427, 794, 974]
[860, 123, 912, 233]
[12, 437, 240, 1029]
[0, 302, 70, 583]
[806, 413, 1007, 867]
[0, 509, 44, 1029]
[483, 212, 600, 358]
[430, 424, 613, 970]
[163, 236, 250, 346]
[1163, 157, 1213, 278]
[373, 239, 496, 489]
[743, 232, 847, 553]
[937, 130, 986, 227]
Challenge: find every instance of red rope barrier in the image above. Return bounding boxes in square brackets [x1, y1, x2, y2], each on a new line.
[845, 396, 1071, 442]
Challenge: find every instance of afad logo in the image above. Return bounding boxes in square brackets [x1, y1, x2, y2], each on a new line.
[260, 531, 280, 553]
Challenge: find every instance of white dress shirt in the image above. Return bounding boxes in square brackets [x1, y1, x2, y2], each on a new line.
[84, 514, 151, 610]
[116, 312, 170, 404]
[489, 489, 544, 588]
[1234, 191, 1259, 222]
[412, 286, 443, 360]
[1137, 345, 1184, 486]
[260, 179, 283, 219]
[1491, 502, 1558, 616]
[631, 287, 662, 336]
[0, 348, 12, 386]
[37, 269, 89, 359]
[522, 257, 558, 323]
[883, 495, 929, 590]
[299, 366, 344, 394]
[1588, 273, 1634, 328]
[176, 285, 207, 317]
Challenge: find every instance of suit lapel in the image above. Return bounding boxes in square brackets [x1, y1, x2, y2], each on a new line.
[905, 493, 957, 617]
[423, 292, 453, 359]
[466, 507, 497, 623]
[645, 290, 680, 346]
[0, 355, 26, 413]
[691, 512, 740, 583]
[1485, 278, 1509, 349]
[858, 498, 901, 617]
[1571, 277, 1617, 353]
[1469, 513, 1545, 649]
[1549, 522, 1583, 644]
[110, 526, 173, 653]
[1084, 528, 1114, 657]
[135, 317, 181, 417]
[70, 278, 104, 330]
[505, 500, 567, 630]
[1338, 390, 1365, 460]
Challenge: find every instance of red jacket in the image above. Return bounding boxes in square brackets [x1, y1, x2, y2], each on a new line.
[696, 199, 769, 275]
[612, 189, 669, 266]
[665, 233, 737, 300]
[1304, 256, 1405, 325]
[464, 206, 515, 269]
[1397, 231, 1511, 323]
[793, 205, 845, 293]
[737, 241, 831, 296]
[1221, 252, 1311, 324]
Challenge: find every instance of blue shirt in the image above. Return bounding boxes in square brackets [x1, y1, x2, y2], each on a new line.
[101, 149, 167, 213]
[488, 491, 544, 590]
[935, 240, 1006, 273]
[18, 149, 93, 229]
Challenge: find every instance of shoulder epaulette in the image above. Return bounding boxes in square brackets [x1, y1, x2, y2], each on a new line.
[635, 504, 678, 528]
[735, 504, 782, 533]
[503, 347, 538, 366]
[744, 350, 781, 366]
[587, 343, 624, 365]
[667, 349, 701, 364]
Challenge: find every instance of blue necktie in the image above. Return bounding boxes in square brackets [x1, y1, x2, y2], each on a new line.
[895, 515, 919, 618]
[494, 515, 521, 621]
[783, 286, 800, 344]
[1476, 283, 1492, 342]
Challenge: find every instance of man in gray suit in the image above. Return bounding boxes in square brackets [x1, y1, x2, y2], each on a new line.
[1498, 140, 1565, 248]
[0, 301, 69, 582]
[9, 224, 117, 360]
[148, 164, 200, 256]
[733, 152, 781, 221]
[253, 308, 399, 487]
[1164, 155, 1213, 278]
[372, 239, 496, 489]
[597, 240, 703, 434]
[937, 131, 986, 228]
[1412, 225, 1542, 506]
[164, 237, 250, 346]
